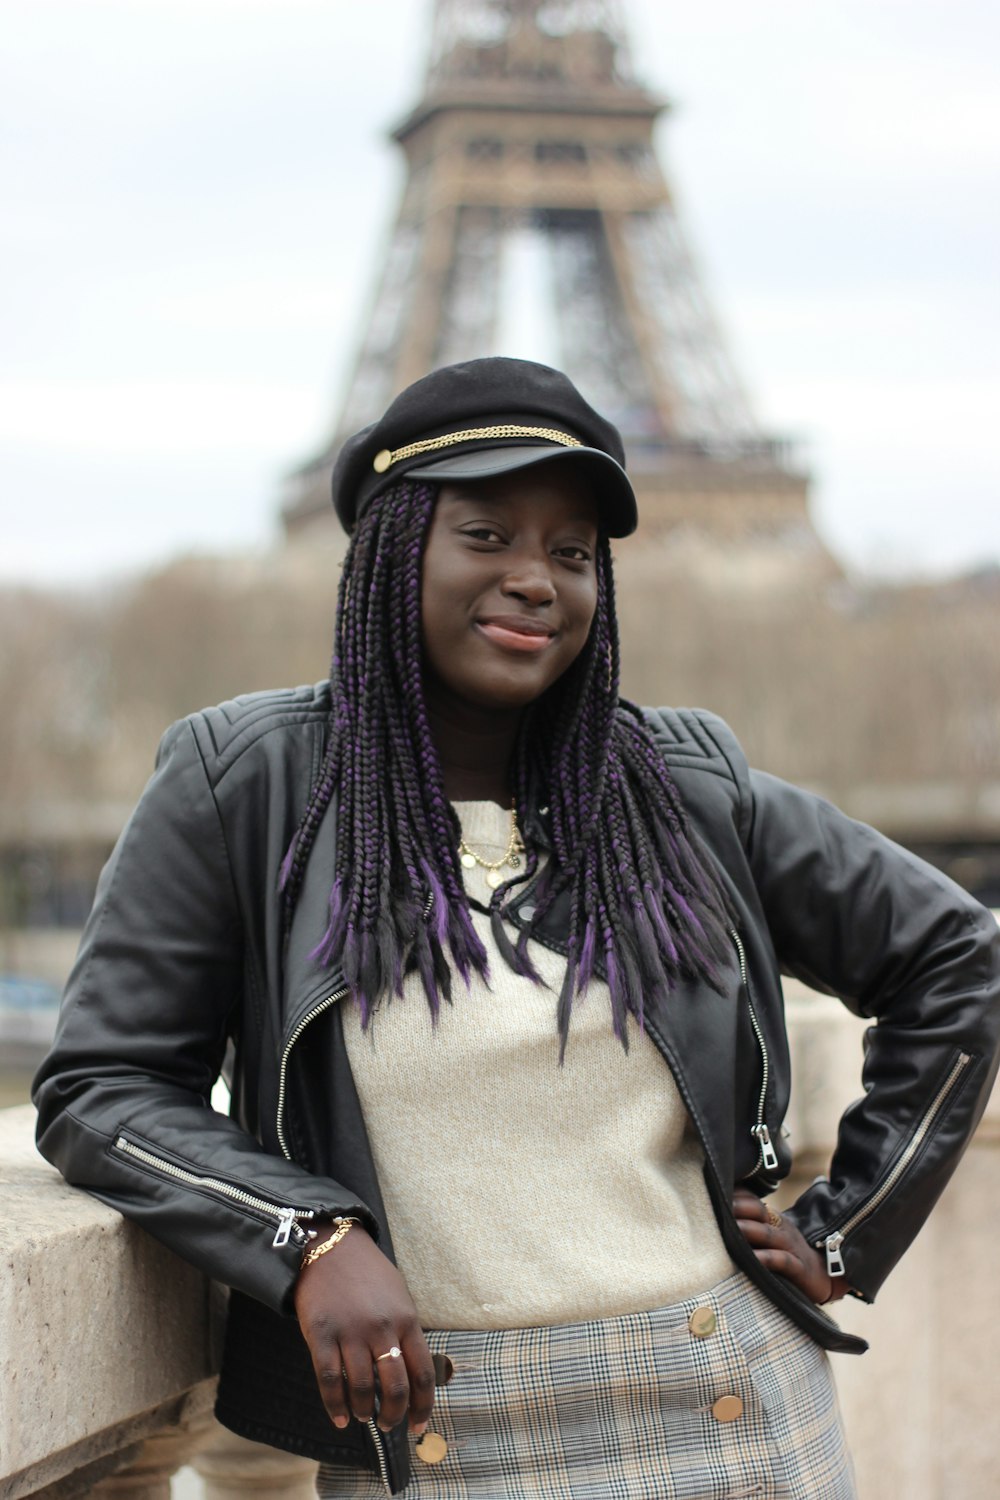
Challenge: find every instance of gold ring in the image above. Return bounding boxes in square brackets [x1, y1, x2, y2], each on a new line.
[765, 1206, 782, 1228]
[376, 1346, 402, 1362]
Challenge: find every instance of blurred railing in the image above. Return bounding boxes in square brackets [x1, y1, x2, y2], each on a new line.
[1, 963, 998, 1498]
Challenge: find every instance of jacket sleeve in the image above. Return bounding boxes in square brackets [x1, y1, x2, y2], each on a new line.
[33, 715, 379, 1317]
[746, 767, 1000, 1300]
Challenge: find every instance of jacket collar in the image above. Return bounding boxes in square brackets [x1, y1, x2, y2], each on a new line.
[282, 792, 348, 1043]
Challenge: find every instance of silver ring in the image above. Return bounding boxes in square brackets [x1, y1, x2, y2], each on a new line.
[376, 1345, 402, 1362]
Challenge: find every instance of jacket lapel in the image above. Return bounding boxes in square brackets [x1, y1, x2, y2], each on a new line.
[281, 792, 348, 1046]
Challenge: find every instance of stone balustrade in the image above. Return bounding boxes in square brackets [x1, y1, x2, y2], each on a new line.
[1, 979, 998, 1499]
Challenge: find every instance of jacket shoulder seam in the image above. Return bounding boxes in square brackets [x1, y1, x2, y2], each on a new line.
[638, 705, 753, 844]
[189, 685, 331, 781]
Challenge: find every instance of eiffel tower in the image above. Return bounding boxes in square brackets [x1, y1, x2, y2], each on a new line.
[282, 0, 817, 558]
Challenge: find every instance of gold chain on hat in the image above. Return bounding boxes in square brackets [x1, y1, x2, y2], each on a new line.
[373, 424, 582, 474]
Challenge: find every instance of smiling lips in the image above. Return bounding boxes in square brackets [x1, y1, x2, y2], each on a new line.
[476, 615, 556, 653]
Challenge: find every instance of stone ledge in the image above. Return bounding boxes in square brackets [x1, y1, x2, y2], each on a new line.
[0, 1106, 222, 1495]
[4, 1381, 216, 1500]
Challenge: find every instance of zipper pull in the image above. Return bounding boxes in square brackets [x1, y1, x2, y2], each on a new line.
[824, 1231, 846, 1277]
[272, 1208, 297, 1248]
[752, 1123, 779, 1172]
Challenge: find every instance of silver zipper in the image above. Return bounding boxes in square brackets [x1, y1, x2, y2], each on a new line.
[824, 1231, 846, 1277]
[731, 929, 778, 1174]
[751, 1122, 779, 1174]
[276, 987, 350, 1159]
[367, 1419, 393, 1495]
[113, 1135, 315, 1247]
[818, 1050, 972, 1277]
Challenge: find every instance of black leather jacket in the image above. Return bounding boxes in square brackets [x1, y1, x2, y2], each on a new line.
[33, 683, 1000, 1493]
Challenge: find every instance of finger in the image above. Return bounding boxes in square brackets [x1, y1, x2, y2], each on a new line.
[734, 1214, 784, 1248]
[341, 1340, 380, 1425]
[750, 1246, 829, 1302]
[311, 1344, 352, 1430]
[748, 1246, 809, 1286]
[400, 1329, 437, 1432]
[732, 1189, 773, 1224]
[372, 1344, 411, 1433]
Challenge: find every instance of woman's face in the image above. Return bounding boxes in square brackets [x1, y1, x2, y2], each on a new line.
[420, 465, 600, 716]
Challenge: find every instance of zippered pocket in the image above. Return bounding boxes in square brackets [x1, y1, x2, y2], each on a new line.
[731, 928, 779, 1180]
[112, 1130, 317, 1248]
[818, 1049, 974, 1277]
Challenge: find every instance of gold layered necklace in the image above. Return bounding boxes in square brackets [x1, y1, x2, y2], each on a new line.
[458, 802, 526, 889]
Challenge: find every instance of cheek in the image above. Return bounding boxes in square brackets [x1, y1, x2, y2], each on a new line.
[419, 597, 447, 669]
[419, 587, 469, 686]
[573, 579, 600, 641]
[418, 549, 447, 660]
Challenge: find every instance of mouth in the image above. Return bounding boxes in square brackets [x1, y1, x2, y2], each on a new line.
[475, 615, 556, 654]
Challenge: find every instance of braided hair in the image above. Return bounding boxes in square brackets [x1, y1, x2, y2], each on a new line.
[280, 478, 734, 1050]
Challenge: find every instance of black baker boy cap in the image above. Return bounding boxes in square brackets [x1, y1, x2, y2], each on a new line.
[331, 356, 638, 537]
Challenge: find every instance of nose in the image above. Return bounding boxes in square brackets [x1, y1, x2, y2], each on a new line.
[500, 547, 557, 607]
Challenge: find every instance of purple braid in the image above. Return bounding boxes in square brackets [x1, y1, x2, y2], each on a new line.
[395, 492, 487, 989]
[281, 480, 734, 1043]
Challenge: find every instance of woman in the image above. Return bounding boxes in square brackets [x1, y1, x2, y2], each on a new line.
[34, 358, 1000, 1498]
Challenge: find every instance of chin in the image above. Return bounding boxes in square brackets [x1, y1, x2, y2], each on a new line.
[450, 662, 548, 710]
[470, 683, 548, 712]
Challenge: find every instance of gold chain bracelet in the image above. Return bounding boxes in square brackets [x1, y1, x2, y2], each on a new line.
[300, 1216, 359, 1268]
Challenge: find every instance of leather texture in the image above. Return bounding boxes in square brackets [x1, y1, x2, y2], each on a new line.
[33, 683, 1000, 1491]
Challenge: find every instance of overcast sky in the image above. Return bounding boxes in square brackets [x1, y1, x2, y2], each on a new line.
[2, 0, 999, 586]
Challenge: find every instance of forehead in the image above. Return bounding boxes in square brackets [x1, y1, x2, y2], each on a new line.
[433, 467, 600, 527]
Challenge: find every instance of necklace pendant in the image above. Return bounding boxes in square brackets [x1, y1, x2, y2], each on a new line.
[509, 854, 520, 869]
[460, 851, 477, 869]
[485, 869, 504, 890]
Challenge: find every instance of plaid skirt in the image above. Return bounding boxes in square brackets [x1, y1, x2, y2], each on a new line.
[316, 1272, 856, 1499]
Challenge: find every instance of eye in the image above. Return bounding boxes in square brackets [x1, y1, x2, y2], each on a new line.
[459, 524, 506, 544]
[554, 543, 593, 563]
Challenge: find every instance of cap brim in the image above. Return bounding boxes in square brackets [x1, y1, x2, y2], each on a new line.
[407, 444, 637, 537]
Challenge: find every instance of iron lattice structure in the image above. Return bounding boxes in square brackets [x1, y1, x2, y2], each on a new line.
[283, 0, 812, 546]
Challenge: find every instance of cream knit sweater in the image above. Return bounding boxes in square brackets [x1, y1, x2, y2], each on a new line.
[341, 800, 734, 1329]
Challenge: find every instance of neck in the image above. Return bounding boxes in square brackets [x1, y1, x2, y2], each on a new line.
[424, 691, 522, 804]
